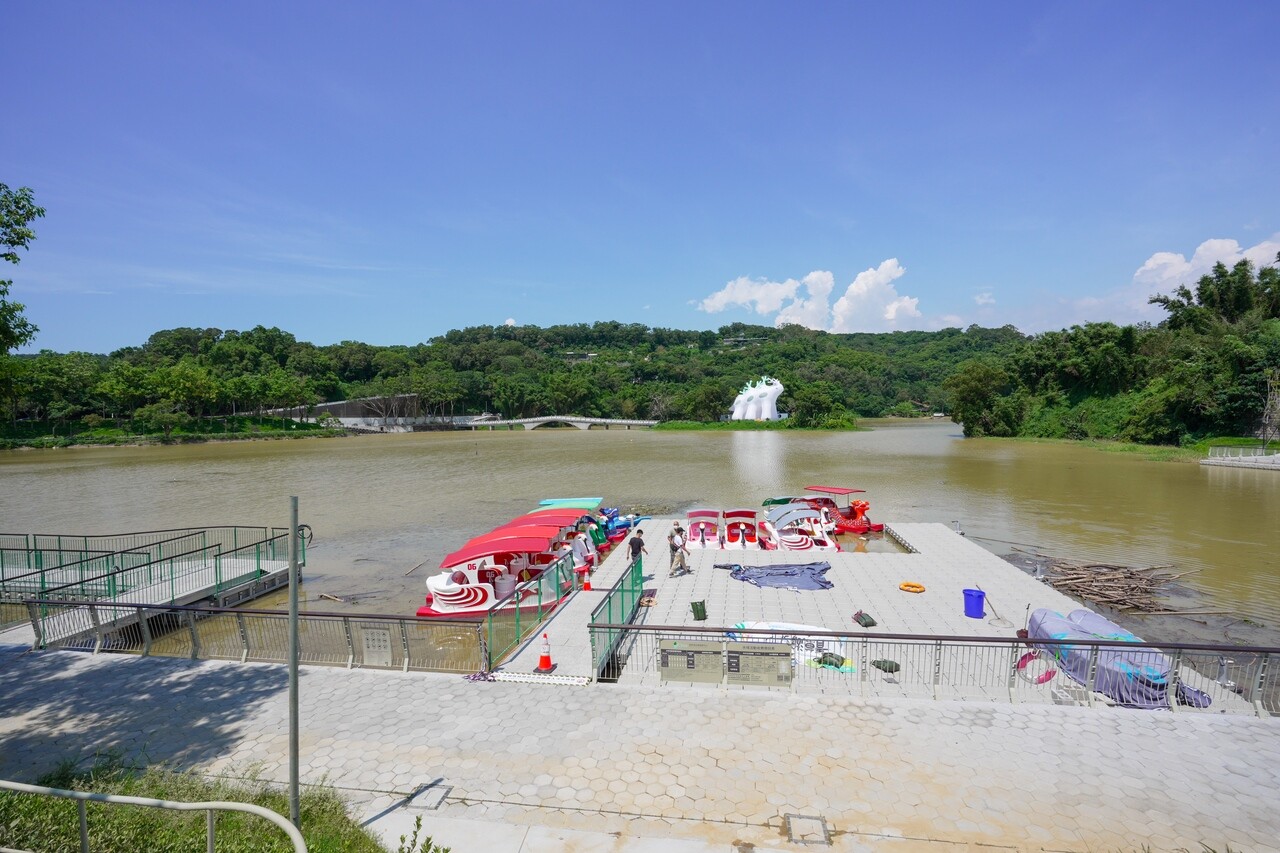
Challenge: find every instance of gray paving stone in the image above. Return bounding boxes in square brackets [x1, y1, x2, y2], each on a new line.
[3, 618, 1279, 852]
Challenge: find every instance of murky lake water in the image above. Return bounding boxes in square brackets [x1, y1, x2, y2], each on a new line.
[3, 422, 1277, 635]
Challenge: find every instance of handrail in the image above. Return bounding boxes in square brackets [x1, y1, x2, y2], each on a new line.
[586, 621, 1280, 656]
[20, 597, 474, 625]
[32, 530, 294, 598]
[0, 524, 285, 542]
[589, 554, 642, 623]
[1, 531, 210, 585]
[37, 540, 244, 595]
[0, 778, 307, 853]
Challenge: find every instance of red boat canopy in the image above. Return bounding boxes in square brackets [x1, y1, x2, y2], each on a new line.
[441, 535, 558, 568]
[804, 485, 865, 496]
[485, 523, 569, 538]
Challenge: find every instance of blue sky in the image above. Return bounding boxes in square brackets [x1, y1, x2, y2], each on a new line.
[4, 2, 1278, 354]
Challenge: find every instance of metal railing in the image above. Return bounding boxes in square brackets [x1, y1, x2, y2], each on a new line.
[586, 622, 1279, 717]
[484, 552, 578, 666]
[1, 526, 300, 604]
[9, 531, 303, 641]
[0, 530, 209, 591]
[39, 536, 290, 605]
[22, 600, 485, 674]
[0, 778, 307, 853]
[1207, 446, 1278, 458]
[588, 555, 644, 678]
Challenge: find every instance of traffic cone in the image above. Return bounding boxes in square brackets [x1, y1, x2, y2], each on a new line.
[534, 633, 555, 673]
[583, 571, 592, 591]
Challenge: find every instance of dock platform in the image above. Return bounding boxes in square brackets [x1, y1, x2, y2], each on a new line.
[501, 521, 1249, 711]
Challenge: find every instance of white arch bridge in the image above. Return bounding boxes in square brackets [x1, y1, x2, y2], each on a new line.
[469, 415, 658, 430]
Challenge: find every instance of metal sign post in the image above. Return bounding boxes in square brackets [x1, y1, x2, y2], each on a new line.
[288, 496, 300, 828]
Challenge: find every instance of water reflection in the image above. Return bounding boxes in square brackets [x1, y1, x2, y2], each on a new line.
[730, 431, 787, 499]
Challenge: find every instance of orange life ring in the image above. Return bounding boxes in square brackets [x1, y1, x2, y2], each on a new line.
[899, 581, 926, 594]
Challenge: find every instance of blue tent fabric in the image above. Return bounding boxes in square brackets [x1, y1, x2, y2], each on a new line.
[714, 562, 834, 590]
[1028, 608, 1211, 709]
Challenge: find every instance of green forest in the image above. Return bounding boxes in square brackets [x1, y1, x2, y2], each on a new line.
[3, 183, 1278, 448]
[0, 321, 1028, 446]
[944, 256, 1280, 444]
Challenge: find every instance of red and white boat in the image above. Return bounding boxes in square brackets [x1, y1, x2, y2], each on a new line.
[415, 510, 592, 618]
[722, 509, 771, 549]
[760, 505, 841, 552]
[684, 509, 721, 549]
[802, 485, 885, 534]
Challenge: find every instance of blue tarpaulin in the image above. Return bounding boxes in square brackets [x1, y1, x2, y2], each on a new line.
[1028, 608, 1211, 709]
[714, 562, 833, 590]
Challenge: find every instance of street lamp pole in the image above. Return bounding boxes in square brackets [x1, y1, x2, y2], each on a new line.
[288, 496, 300, 828]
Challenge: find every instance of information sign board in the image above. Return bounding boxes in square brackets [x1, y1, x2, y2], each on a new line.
[725, 641, 793, 687]
[658, 639, 723, 684]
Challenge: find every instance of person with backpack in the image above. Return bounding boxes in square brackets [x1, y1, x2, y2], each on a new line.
[668, 523, 689, 577]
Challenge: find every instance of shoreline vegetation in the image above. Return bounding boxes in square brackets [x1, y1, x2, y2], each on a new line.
[0, 415, 345, 451]
[3, 413, 1266, 460]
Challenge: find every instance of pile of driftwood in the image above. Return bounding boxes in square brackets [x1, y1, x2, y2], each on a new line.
[1041, 558, 1209, 614]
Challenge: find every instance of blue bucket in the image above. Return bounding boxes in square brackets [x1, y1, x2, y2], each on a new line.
[962, 588, 986, 619]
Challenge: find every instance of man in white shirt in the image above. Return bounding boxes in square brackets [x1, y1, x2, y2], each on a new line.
[668, 524, 689, 577]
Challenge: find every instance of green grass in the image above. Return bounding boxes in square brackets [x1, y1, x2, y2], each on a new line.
[0, 415, 345, 450]
[989, 434, 1208, 463]
[0, 755, 448, 852]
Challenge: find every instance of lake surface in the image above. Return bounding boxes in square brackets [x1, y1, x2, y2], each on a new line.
[3, 421, 1277, 633]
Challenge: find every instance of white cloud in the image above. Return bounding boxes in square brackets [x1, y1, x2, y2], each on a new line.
[775, 271, 835, 328]
[974, 291, 995, 306]
[503, 317, 516, 326]
[830, 259, 919, 332]
[1134, 236, 1280, 296]
[1074, 234, 1280, 326]
[1003, 233, 1280, 332]
[698, 259, 926, 333]
[698, 275, 799, 315]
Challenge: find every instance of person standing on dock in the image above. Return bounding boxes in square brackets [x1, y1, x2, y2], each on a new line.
[668, 524, 689, 576]
[628, 529, 647, 564]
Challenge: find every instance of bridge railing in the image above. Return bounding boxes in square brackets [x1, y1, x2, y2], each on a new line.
[21, 599, 485, 674]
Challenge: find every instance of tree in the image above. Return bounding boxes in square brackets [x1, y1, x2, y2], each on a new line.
[788, 382, 845, 427]
[1, 183, 44, 355]
[944, 359, 1021, 437]
[133, 402, 190, 439]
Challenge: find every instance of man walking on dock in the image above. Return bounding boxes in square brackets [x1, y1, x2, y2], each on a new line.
[668, 524, 689, 576]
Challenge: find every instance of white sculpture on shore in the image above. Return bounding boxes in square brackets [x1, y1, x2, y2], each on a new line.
[731, 376, 784, 421]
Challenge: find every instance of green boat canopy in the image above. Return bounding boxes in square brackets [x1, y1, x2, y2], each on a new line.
[536, 497, 603, 510]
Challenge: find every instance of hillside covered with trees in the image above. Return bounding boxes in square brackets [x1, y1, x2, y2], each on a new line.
[944, 256, 1280, 444]
[0, 321, 1027, 442]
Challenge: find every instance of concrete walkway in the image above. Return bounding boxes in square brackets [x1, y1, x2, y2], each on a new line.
[1, 645, 1277, 852]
